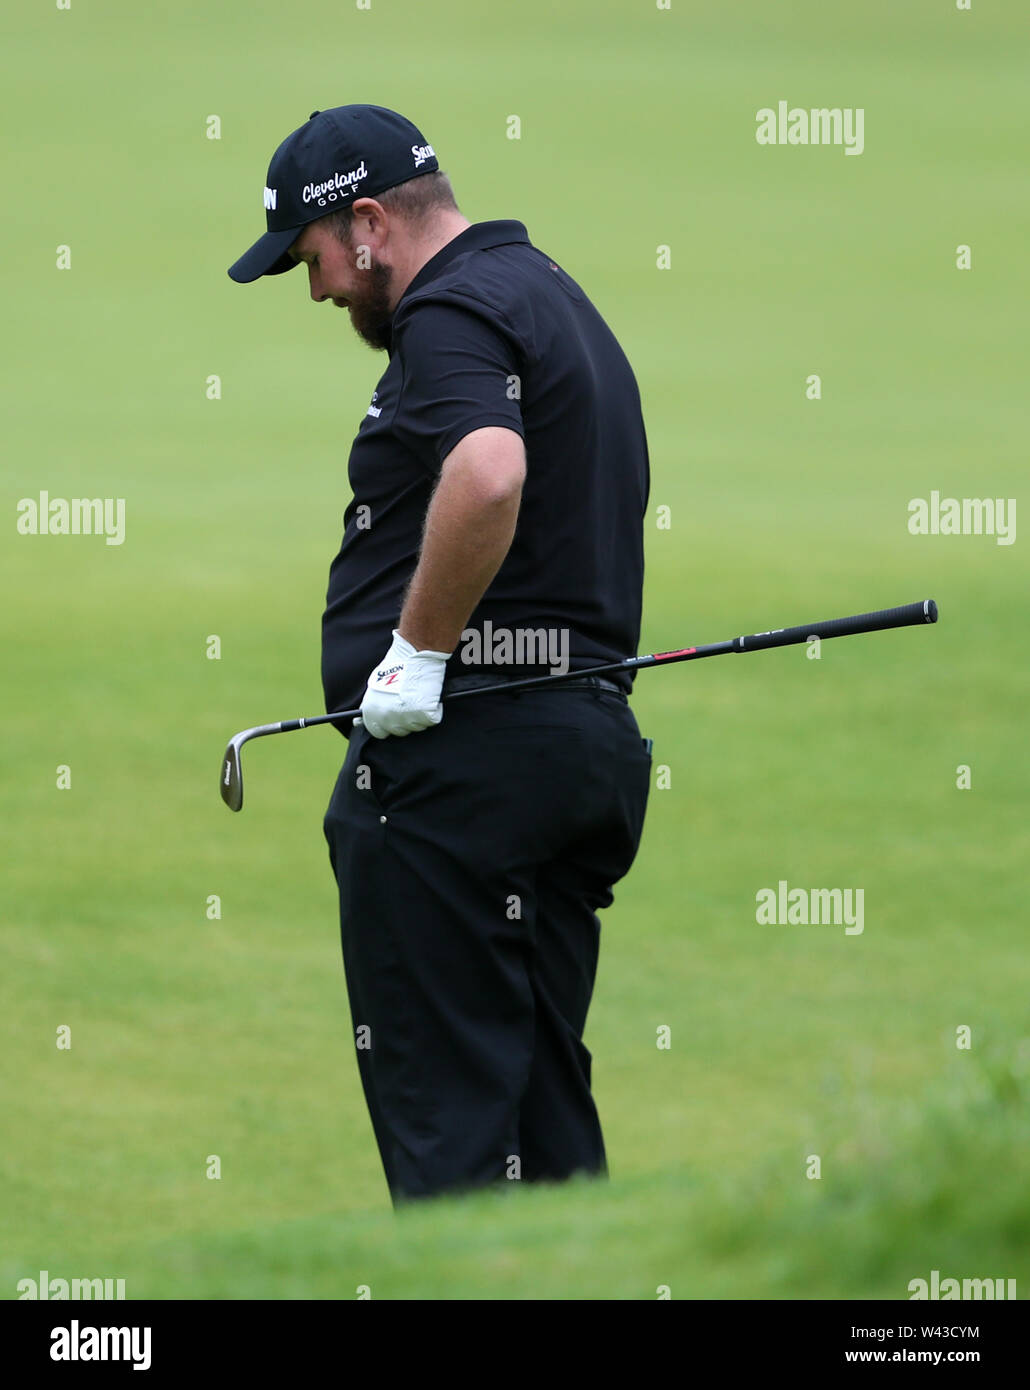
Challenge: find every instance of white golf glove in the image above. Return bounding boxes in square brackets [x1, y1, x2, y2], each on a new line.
[358, 629, 452, 739]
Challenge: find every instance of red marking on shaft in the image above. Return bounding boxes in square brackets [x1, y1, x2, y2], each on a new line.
[653, 647, 697, 660]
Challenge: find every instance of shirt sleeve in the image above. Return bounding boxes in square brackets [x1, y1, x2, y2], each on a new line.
[391, 293, 526, 475]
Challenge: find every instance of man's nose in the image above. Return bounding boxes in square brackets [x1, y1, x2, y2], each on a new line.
[309, 268, 328, 303]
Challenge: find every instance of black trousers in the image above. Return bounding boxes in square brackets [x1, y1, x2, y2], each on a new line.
[323, 683, 652, 1206]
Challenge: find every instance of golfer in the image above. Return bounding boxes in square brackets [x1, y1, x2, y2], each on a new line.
[229, 104, 652, 1206]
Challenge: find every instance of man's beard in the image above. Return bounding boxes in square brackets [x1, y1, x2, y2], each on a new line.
[346, 256, 395, 352]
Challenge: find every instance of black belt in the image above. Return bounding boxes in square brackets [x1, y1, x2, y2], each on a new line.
[443, 672, 627, 699]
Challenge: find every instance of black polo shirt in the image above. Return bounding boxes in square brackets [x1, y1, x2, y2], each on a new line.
[321, 219, 650, 727]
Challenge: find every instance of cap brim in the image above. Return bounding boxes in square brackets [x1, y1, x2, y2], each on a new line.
[228, 227, 303, 283]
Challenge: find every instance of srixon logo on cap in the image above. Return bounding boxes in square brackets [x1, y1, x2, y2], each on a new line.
[412, 143, 435, 168]
[302, 161, 369, 206]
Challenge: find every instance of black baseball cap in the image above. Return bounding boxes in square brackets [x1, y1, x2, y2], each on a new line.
[228, 104, 440, 283]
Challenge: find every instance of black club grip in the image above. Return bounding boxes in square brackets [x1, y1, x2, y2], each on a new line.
[737, 600, 938, 653]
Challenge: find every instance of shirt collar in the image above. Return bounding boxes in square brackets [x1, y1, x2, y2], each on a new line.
[397, 219, 530, 307]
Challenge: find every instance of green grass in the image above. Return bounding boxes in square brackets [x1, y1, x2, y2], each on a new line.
[6, 1037, 1027, 1301]
[1, 0, 1027, 1298]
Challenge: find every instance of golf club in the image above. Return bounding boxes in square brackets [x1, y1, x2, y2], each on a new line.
[220, 598, 938, 812]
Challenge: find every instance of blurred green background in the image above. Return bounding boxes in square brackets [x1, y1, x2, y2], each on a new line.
[2, 0, 1027, 1298]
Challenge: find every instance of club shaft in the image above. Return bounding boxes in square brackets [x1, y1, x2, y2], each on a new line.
[266, 599, 938, 728]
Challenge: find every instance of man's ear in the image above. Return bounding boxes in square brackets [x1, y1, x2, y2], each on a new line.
[350, 198, 389, 242]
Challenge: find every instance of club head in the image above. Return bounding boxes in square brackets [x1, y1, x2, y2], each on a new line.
[220, 736, 245, 812]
